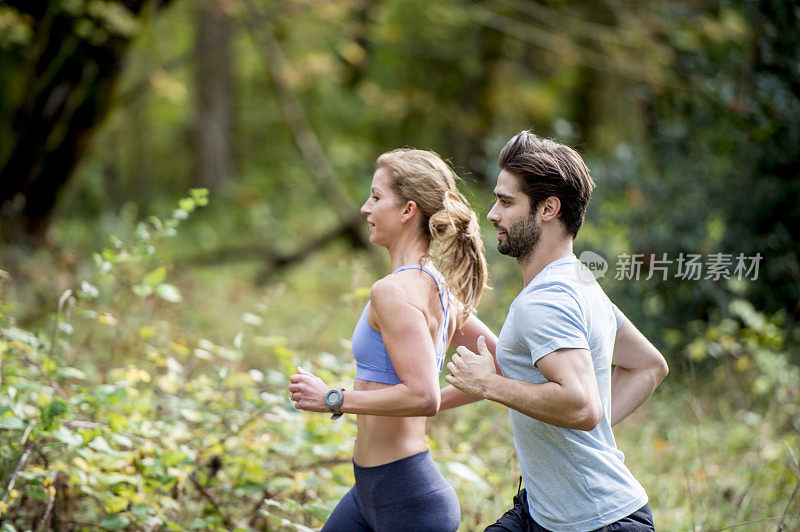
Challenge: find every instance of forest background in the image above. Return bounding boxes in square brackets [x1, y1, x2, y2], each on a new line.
[0, 0, 799, 530]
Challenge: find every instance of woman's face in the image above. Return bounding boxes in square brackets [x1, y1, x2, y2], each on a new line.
[360, 167, 406, 247]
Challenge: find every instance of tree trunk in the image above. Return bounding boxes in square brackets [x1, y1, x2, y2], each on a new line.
[0, 1, 173, 243]
[450, 14, 505, 188]
[194, 0, 235, 191]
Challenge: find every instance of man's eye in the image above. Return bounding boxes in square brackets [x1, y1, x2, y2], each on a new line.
[372, 195, 379, 201]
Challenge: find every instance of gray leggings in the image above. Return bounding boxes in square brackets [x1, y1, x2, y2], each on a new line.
[322, 450, 460, 532]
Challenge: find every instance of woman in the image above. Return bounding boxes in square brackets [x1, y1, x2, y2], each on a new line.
[289, 148, 497, 531]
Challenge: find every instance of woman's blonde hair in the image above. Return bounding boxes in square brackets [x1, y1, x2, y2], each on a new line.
[376, 148, 488, 318]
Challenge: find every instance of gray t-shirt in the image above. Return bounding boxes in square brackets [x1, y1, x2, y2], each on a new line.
[495, 255, 648, 531]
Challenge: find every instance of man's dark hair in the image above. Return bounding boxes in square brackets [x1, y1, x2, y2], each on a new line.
[499, 130, 596, 239]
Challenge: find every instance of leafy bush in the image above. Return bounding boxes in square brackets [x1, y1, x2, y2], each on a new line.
[0, 191, 357, 530]
[626, 303, 800, 531]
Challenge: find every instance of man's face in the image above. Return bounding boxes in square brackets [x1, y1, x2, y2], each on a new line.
[487, 170, 541, 259]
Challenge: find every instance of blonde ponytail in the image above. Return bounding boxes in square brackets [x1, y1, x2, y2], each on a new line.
[429, 191, 487, 316]
[376, 149, 488, 319]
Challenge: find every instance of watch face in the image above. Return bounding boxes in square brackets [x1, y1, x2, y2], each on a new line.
[326, 390, 342, 405]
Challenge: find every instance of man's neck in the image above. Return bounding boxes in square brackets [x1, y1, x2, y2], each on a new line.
[518, 235, 574, 286]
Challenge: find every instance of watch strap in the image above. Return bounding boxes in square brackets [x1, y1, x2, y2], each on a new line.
[327, 387, 345, 420]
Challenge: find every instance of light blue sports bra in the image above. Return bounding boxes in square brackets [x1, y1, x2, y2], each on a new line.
[351, 264, 451, 385]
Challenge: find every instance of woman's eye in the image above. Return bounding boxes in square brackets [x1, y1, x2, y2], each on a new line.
[372, 195, 379, 201]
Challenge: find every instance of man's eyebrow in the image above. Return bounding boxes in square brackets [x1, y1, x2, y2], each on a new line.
[494, 192, 514, 200]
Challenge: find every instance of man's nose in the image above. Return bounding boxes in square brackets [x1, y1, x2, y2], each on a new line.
[487, 204, 499, 222]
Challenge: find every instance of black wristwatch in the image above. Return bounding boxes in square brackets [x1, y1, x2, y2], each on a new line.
[325, 387, 345, 420]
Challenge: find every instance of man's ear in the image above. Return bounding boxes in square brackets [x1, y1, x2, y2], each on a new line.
[540, 196, 561, 221]
[401, 200, 418, 223]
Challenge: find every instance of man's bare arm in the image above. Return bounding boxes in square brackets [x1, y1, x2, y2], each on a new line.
[447, 341, 603, 431]
[610, 317, 669, 425]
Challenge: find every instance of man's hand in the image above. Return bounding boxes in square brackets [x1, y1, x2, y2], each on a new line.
[445, 336, 498, 397]
[288, 367, 329, 413]
[610, 319, 669, 425]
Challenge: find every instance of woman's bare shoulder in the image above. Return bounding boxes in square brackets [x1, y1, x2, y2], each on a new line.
[370, 269, 437, 312]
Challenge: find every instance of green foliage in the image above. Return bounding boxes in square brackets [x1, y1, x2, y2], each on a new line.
[41, 0, 795, 367]
[0, 192, 356, 529]
[585, 0, 800, 334]
[2, 194, 799, 530]
[2, 1, 800, 529]
[624, 318, 800, 531]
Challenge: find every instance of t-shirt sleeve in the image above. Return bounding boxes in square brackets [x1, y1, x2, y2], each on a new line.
[517, 288, 590, 366]
[611, 303, 625, 331]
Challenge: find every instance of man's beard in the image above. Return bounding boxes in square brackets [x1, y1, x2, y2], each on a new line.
[496, 214, 541, 260]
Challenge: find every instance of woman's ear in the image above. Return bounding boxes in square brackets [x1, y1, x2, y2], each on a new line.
[401, 200, 418, 223]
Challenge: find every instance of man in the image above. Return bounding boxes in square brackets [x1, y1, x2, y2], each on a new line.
[445, 131, 669, 531]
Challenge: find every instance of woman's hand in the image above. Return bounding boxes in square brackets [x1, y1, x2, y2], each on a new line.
[288, 367, 330, 413]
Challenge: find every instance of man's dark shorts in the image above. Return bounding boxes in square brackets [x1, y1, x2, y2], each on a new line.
[485, 488, 655, 532]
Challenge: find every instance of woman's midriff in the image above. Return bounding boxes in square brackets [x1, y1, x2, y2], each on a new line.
[352, 379, 429, 467]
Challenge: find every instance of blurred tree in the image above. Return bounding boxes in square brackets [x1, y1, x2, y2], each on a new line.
[4, 0, 796, 347]
[336, 0, 377, 89]
[0, 0, 173, 242]
[724, 0, 800, 319]
[608, 0, 800, 332]
[194, 0, 234, 191]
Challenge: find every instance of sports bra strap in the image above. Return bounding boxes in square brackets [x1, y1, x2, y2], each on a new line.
[391, 265, 448, 312]
[391, 265, 450, 365]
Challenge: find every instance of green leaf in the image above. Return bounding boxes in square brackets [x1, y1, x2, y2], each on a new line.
[80, 281, 100, 299]
[179, 409, 203, 423]
[100, 514, 130, 530]
[242, 312, 263, 326]
[155, 284, 182, 303]
[265, 476, 293, 492]
[131, 504, 155, 517]
[143, 266, 167, 287]
[52, 426, 83, 447]
[92, 384, 127, 405]
[133, 283, 153, 297]
[41, 357, 57, 374]
[40, 399, 68, 427]
[58, 366, 86, 380]
[445, 461, 485, 485]
[0, 416, 24, 430]
[29, 486, 49, 502]
[189, 518, 213, 529]
[88, 435, 115, 453]
[108, 412, 128, 431]
[178, 198, 195, 213]
[189, 188, 209, 206]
